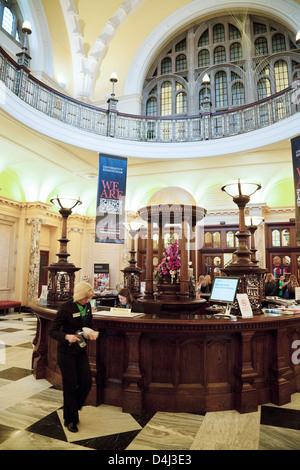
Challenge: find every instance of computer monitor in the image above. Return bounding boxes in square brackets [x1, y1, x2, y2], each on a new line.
[210, 277, 240, 314]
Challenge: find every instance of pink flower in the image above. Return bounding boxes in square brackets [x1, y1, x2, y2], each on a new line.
[155, 236, 181, 284]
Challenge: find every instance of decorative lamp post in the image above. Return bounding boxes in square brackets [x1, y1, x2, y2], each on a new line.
[122, 218, 144, 297]
[221, 180, 261, 266]
[221, 180, 266, 313]
[107, 71, 118, 136]
[201, 73, 211, 139]
[246, 216, 264, 264]
[45, 196, 82, 306]
[202, 74, 211, 106]
[16, 20, 32, 68]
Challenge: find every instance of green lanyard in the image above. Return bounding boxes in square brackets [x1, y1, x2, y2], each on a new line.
[76, 302, 87, 318]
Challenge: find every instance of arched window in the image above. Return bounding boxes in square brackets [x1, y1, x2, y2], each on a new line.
[215, 71, 228, 107]
[176, 92, 187, 114]
[214, 46, 226, 64]
[230, 42, 242, 61]
[176, 54, 187, 72]
[146, 97, 157, 116]
[198, 29, 209, 47]
[274, 60, 289, 92]
[198, 49, 210, 67]
[232, 82, 245, 105]
[142, 14, 300, 116]
[161, 57, 172, 75]
[0, 1, 24, 44]
[213, 23, 225, 43]
[229, 24, 241, 40]
[161, 81, 172, 116]
[258, 78, 271, 99]
[272, 33, 286, 53]
[2, 6, 14, 35]
[254, 37, 268, 56]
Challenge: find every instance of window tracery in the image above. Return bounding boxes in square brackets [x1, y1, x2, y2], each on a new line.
[142, 14, 299, 116]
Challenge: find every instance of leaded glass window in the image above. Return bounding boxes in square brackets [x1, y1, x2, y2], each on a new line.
[2, 6, 13, 35]
[215, 71, 228, 107]
[254, 37, 268, 56]
[176, 92, 187, 114]
[146, 97, 157, 116]
[198, 49, 210, 67]
[229, 24, 241, 40]
[198, 29, 209, 47]
[274, 60, 289, 92]
[161, 57, 172, 74]
[214, 46, 226, 64]
[142, 14, 299, 116]
[176, 54, 187, 72]
[213, 24, 225, 43]
[230, 42, 242, 61]
[0, 0, 24, 44]
[258, 78, 271, 99]
[175, 39, 186, 52]
[232, 82, 245, 105]
[253, 22, 267, 35]
[272, 33, 286, 53]
[161, 81, 172, 116]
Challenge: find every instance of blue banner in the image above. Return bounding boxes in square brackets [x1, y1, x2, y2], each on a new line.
[95, 154, 127, 243]
[291, 135, 300, 245]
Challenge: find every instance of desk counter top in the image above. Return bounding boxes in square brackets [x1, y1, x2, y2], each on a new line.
[30, 301, 300, 414]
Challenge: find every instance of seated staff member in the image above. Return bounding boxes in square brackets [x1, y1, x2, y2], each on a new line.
[49, 281, 99, 433]
[117, 287, 144, 313]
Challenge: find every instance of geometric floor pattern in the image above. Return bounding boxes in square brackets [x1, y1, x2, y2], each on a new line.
[1, 311, 300, 452]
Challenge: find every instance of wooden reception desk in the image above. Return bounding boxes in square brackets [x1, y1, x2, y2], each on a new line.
[31, 301, 300, 414]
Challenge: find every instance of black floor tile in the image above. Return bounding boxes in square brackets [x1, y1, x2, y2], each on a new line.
[131, 411, 156, 428]
[74, 429, 141, 450]
[26, 411, 67, 442]
[261, 406, 300, 431]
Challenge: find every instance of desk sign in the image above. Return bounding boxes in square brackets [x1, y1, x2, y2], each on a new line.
[237, 293, 253, 318]
[295, 287, 300, 302]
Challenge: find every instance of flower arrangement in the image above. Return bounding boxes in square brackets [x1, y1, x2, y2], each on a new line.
[155, 236, 181, 284]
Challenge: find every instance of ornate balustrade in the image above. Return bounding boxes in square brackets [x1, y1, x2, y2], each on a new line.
[1, 46, 299, 143]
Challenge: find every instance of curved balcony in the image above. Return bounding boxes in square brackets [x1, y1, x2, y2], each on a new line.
[1, 46, 300, 145]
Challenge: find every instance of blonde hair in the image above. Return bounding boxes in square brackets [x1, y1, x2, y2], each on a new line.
[265, 273, 274, 283]
[73, 281, 94, 302]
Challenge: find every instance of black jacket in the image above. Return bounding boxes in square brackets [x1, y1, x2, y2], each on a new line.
[49, 299, 95, 355]
[265, 281, 279, 297]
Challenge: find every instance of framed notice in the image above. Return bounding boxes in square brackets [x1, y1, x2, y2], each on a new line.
[237, 293, 253, 318]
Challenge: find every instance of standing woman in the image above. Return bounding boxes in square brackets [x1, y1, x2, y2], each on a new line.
[283, 275, 299, 299]
[49, 281, 99, 433]
[117, 287, 144, 313]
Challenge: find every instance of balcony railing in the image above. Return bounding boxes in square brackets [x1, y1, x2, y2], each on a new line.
[1, 46, 299, 143]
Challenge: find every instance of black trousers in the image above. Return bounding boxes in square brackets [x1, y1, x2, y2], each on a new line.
[58, 349, 92, 425]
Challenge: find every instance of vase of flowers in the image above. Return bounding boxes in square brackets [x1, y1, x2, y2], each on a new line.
[155, 236, 181, 299]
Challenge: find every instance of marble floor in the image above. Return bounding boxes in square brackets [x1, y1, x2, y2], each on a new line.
[0, 311, 300, 453]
